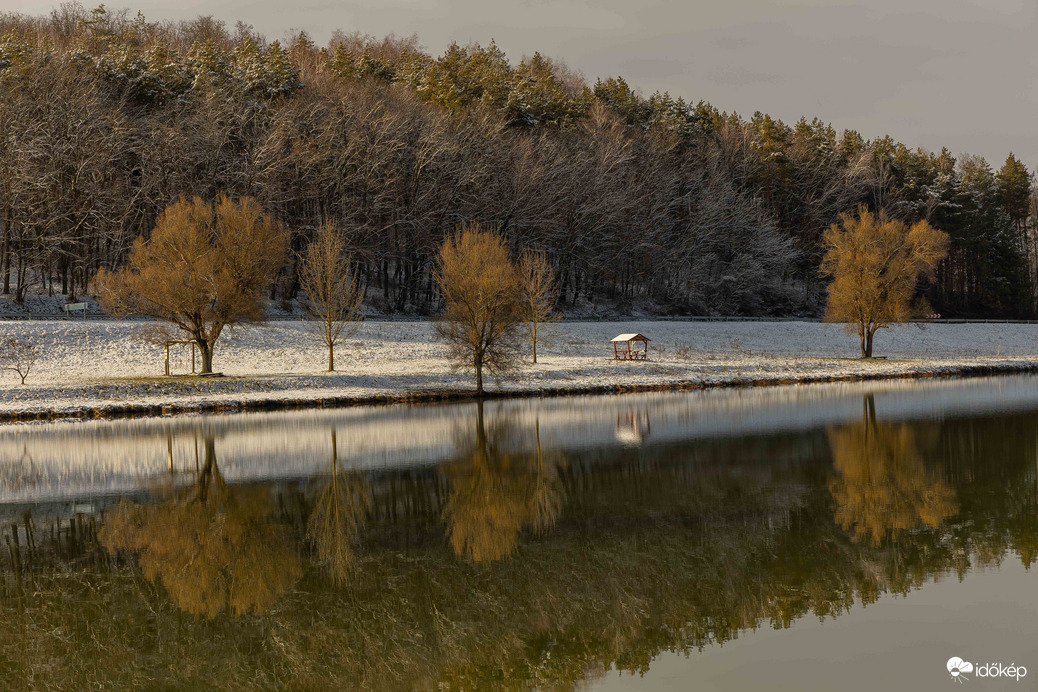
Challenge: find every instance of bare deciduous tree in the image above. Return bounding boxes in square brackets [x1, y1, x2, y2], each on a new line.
[434, 224, 522, 395]
[306, 430, 371, 584]
[298, 221, 364, 372]
[821, 206, 949, 357]
[94, 196, 288, 374]
[517, 249, 558, 363]
[0, 336, 38, 384]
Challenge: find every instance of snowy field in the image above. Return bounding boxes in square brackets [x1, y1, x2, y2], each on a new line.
[0, 319, 1037, 418]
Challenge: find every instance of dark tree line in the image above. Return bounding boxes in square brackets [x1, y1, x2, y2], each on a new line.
[0, 3, 1035, 317]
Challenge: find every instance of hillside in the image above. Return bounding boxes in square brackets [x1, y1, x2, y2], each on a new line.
[0, 4, 1033, 318]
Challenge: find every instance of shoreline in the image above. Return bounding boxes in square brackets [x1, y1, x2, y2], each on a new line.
[4, 318, 1038, 424]
[3, 358, 1037, 424]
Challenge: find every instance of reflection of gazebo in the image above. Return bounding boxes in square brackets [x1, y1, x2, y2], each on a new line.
[616, 411, 651, 446]
[610, 333, 650, 360]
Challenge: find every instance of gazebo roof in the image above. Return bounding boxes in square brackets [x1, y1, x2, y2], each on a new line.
[610, 333, 650, 342]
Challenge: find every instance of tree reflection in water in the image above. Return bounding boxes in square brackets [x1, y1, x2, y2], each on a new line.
[10, 398, 1038, 689]
[99, 435, 302, 618]
[442, 403, 563, 562]
[828, 394, 959, 545]
[306, 429, 371, 584]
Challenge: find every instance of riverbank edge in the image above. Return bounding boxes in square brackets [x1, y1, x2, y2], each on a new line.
[3, 358, 1038, 424]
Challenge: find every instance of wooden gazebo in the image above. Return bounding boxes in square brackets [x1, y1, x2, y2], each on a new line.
[611, 333, 650, 360]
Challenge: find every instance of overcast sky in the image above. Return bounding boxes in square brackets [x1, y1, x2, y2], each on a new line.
[9, 0, 1038, 168]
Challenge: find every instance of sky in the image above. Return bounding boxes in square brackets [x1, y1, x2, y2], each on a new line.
[7, 0, 1038, 168]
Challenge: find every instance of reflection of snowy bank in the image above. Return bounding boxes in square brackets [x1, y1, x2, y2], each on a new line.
[4, 374, 1038, 505]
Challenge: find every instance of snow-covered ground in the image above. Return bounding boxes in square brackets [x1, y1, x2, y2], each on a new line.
[0, 319, 1037, 418]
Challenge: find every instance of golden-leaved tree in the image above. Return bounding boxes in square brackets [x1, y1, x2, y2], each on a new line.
[820, 206, 949, 357]
[435, 224, 523, 395]
[95, 196, 288, 374]
[442, 403, 562, 562]
[99, 436, 302, 618]
[828, 395, 958, 545]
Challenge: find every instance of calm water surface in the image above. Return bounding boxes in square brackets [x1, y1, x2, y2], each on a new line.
[2, 376, 1038, 690]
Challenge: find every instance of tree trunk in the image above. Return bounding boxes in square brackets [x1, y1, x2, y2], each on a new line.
[863, 330, 874, 358]
[197, 338, 214, 374]
[864, 394, 877, 428]
[1, 212, 9, 295]
[532, 321, 538, 364]
[15, 251, 24, 303]
[330, 429, 338, 475]
[475, 399, 486, 446]
[324, 318, 336, 372]
[197, 436, 219, 502]
[474, 352, 484, 396]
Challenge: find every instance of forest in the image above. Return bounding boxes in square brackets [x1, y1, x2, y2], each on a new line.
[0, 3, 1035, 318]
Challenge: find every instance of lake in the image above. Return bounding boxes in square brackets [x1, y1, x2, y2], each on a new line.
[2, 375, 1037, 690]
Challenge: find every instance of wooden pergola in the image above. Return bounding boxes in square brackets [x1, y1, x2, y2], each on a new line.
[611, 333, 650, 360]
[164, 340, 199, 376]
